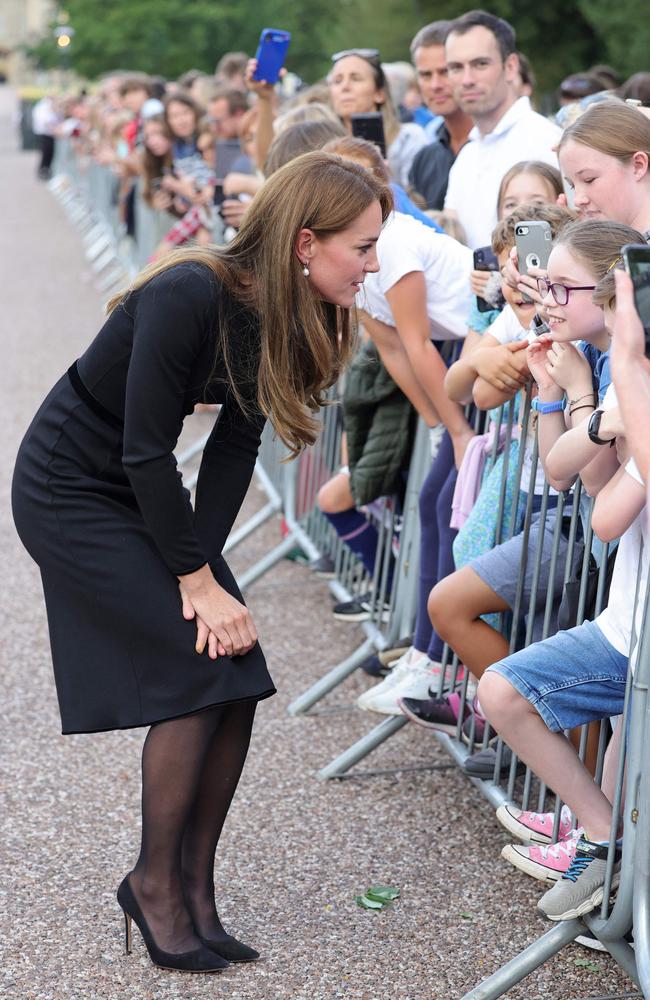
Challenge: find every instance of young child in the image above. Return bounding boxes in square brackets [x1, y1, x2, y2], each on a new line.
[478, 372, 647, 920]
[467, 161, 564, 339]
[402, 221, 643, 759]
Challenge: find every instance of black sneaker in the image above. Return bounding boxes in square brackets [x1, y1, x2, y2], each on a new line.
[333, 593, 391, 623]
[310, 554, 336, 578]
[463, 744, 526, 778]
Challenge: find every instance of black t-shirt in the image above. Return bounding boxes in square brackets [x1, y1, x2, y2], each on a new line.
[77, 261, 265, 575]
[408, 122, 456, 211]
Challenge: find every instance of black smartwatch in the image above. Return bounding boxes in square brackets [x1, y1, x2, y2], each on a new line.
[587, 409, 615, 446]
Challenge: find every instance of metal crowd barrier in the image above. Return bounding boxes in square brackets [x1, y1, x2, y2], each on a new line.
[46, 135, 649, 995]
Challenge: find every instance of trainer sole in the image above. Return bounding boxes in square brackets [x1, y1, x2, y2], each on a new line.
[501, 844, 563, 884]
[496, 804, 555, 845]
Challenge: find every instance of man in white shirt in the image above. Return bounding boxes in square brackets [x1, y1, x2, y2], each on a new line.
[443, 10, 561, 249]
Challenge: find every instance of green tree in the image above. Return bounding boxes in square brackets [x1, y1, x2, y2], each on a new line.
[577, 0, 650, 79]
[30, 0, 345, 82]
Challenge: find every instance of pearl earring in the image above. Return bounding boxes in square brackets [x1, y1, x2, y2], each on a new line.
[302, 263, 310, 277]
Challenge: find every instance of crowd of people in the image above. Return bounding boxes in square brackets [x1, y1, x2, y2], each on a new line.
[34, 5, 650, 965]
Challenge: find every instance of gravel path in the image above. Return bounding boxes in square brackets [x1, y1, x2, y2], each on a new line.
[0, 84, 638, 1000]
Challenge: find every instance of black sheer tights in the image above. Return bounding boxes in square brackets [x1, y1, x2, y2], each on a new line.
[129, 700, 256, 954]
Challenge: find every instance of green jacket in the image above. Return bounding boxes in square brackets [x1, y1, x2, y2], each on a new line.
[343, 340, 415, 507]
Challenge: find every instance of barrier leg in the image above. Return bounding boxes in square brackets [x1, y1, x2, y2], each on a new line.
[461, 921, 583, 1000]
[318, 715, 408, 780]
[287, 636, 375, 716]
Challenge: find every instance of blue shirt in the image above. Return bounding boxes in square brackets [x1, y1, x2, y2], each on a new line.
[390, 183, 443, 233]
[579, 342, 611, 401]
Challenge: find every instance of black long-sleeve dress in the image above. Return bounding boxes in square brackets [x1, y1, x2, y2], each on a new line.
[12, 261, 276, 735]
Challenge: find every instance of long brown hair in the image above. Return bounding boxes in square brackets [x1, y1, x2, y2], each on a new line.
[108, 152, 393, 456]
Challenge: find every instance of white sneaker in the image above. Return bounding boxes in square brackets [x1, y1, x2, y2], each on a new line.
[356, 647, 424, 710]
[361, 658, 444, 716]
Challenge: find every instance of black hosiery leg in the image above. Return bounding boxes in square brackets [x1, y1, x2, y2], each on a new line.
[129, 707, 223, 953]
[181, 700, 257, 956]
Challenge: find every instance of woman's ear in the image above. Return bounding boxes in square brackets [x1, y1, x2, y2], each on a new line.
[295, 227, 315, 265]
[632, 150, 649, 181]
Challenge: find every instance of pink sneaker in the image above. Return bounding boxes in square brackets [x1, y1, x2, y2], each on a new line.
[501, 827, 583, 883]
[496, 803, 573, 844]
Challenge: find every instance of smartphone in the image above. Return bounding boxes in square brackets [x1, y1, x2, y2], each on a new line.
[213, 182, 225, 209]
[252, 29, 291, 85]
[215, 138, 242, 179]
[473, 245, 501, 313]
[350, 112, 386, 159]
[515, 220, 553, 304]
[622, 242, 650, 356]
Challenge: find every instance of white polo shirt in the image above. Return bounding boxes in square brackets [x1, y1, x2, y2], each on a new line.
[356, 211, 473, 340]
[444, 97, 561, 250]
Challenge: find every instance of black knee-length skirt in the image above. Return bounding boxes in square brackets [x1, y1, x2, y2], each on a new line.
[12, 374, 276, 735]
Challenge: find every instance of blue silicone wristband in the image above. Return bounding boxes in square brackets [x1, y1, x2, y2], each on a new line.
[531, 397, 565, 414]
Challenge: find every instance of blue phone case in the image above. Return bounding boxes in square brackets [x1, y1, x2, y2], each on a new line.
[252, 28, 291, 84]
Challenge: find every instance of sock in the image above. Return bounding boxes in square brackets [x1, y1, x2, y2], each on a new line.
[323, 508, 394, 589]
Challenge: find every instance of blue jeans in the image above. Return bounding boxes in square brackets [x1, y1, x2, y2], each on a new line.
[486, 619, 628, 732]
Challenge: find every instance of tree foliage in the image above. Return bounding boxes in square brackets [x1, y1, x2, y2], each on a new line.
[28, 0, 648, 95]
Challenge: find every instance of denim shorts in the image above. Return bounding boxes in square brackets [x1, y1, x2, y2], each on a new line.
[486, 619, 628, 732]
[469, 498, 568, 618]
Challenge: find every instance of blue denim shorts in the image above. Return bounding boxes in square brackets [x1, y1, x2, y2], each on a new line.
[486, 620, 628, 732]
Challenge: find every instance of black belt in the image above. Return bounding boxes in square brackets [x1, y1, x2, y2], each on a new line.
[67, 361, 124, 431]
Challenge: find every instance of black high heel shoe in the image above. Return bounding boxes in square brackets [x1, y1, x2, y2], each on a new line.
[117, 876, 230, 973]
[197, 931, 260, 963]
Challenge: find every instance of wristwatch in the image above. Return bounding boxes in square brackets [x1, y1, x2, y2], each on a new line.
[587, 409, 615, 446]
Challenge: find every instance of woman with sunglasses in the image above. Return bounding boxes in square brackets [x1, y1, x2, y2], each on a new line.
[328, 48, 428, 186]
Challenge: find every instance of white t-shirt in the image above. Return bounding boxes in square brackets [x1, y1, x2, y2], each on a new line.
[444, 97, 561, 250]
[595, 385, 648, 663]
[358, 211, 473, 340]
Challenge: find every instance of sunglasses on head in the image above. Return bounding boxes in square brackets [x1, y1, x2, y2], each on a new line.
[331, 48, 380, 64]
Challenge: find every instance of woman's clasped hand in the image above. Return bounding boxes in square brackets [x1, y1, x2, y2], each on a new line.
[179, 566, 258, 659]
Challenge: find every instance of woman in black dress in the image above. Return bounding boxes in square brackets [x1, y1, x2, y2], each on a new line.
[12, 152, 392, 973]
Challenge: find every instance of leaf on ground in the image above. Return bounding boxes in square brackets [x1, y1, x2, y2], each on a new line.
[366, 885, 400, 902]
[460, 911, 474, 920]
[356, 894, 385, 910]
[573, 958, 602, 971]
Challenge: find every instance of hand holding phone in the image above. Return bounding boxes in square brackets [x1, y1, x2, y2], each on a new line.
[515, 220, 552, 304]
[473, 245, 501, 313]
[251, 29, 291, 85]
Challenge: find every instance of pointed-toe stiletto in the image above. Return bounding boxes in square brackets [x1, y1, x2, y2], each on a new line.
[197, 932, 260, 963]
[117, 876, 230, 973]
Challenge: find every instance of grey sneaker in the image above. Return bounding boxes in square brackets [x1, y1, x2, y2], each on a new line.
[537, 836, 621, 921]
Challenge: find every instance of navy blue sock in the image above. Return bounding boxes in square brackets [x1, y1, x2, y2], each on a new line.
[323, 508, 394, 589]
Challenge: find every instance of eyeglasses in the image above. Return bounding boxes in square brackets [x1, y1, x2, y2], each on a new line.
[331, 48, 380, 64]
[536, 277, 596, 306]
